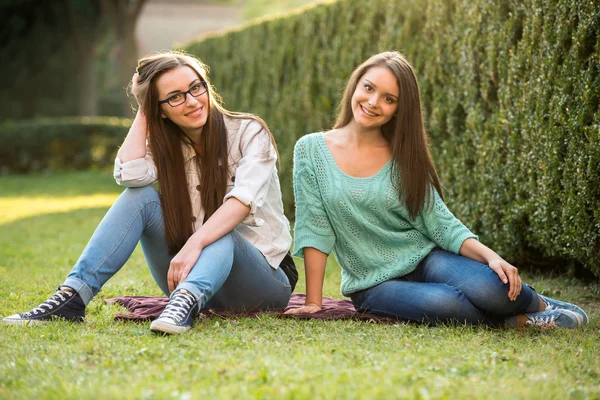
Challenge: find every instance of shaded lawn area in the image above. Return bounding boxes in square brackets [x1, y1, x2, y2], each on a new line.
[1, 171, 599, 399]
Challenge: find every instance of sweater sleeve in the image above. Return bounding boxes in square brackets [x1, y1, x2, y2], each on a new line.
[292, 135, 336, 258]
[413, 188, 478, 254]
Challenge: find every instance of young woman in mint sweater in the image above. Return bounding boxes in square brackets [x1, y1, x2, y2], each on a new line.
[287, 51, 588, 328]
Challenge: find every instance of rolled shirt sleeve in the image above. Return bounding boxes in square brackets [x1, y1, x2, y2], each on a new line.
[223, 121, 276, 227]
[113, 142, 158, 187]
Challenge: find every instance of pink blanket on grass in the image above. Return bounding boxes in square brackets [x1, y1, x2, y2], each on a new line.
[104, 293, 393, 322]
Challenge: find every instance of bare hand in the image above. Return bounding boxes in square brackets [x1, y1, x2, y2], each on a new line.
[168, 240, 202, 293]
[131, 73, 143, 107]
[284, 303, 322, 315]
[488, 259, 522, 301]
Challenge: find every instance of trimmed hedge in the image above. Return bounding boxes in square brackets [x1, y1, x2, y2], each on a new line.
[184, 0, 600, 275]
[0, 117, 132, 173]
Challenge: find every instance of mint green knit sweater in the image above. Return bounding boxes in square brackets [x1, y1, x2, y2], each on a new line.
[292, 133, 478, 296]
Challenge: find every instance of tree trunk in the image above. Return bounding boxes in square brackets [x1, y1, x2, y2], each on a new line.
[102, 0, 147, 117]
[78, 44, 98, 116]
[118, 25, 139, 117]
[65, 0, 102, 117]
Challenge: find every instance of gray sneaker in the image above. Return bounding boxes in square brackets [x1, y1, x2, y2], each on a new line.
[538, 294, 589, 325]
[524, 309, 583, 328]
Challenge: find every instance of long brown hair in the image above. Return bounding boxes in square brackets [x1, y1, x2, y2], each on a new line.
[334, 51, 443, 219]
[132, 51, 276, 254]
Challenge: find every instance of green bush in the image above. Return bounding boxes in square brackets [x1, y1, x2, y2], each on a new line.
[0, 117, 131, 173]
[184, 0, 600, 275]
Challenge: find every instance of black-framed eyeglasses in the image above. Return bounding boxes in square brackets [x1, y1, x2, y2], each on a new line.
[158, 81, 208, 107]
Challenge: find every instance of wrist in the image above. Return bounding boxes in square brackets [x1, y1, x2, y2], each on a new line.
[485, 257, 506, 268]
[188, 232, 206, 249]
[484, 252, 503, 264]
[305, 288, 323, 308]
[304, 301, 322, 308]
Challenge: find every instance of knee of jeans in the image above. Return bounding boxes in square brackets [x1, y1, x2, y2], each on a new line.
[468, 280, 513, 313]
[202, 232, 235, 255]
[229, 230, 250, 248]
[421, 248, 462, 274]
[122, 186, 160, 204]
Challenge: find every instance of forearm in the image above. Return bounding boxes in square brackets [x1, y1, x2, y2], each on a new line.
[187, 198, 250, 249]
[118, 111, 148, 162]
[303, 247, 327, 307]
[459, 237, 502, 264]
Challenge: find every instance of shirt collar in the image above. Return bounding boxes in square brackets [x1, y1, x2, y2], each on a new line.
[180, 141, 226, 167]
[180, 115, 241, 164]
[181, 141, 197, 162]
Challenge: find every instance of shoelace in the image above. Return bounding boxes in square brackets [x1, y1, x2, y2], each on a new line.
[541, 298, 586, 325]
[25, 288, 74, 316]
[160, 291, 196, 323]
[541, 298, 556, 311]
[525, 314, 557, 327]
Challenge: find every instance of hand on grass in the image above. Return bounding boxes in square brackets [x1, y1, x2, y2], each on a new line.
[284, 303, 322, 314]
[488, 258, 522, 301]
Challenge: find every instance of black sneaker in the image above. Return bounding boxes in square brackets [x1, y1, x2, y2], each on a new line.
[150, 289, 198, 335]
[1, 286, 85, 325]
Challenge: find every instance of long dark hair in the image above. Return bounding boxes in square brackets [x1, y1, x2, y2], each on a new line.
[334, 51, 443, 219]
[133, 51, 277, 254]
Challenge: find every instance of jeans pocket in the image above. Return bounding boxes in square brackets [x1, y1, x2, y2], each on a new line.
[349, 290, 367, 311]
[262, 267, 291, 289]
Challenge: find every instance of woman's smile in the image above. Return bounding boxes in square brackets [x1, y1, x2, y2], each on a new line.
[185, 106, 203, 118]
[359, 104, 380, 117]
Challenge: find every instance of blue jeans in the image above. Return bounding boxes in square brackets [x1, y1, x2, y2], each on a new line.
[350, 248, 540, 326]
[64, 187, 292, 310]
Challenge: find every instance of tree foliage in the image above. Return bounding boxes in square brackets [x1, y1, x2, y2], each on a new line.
[184, 0, 600, 275]
[0, 0, 88, 119]
[0, 117, 131, 172]
[0, 0, 147, 120]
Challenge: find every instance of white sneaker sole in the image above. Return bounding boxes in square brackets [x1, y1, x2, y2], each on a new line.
[150, 319, 191, 335]
[1, 315, 49, 326]
[566, 309, 584, 327]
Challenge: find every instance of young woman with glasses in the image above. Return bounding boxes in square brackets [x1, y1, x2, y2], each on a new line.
[2, 51, 297, 334]
[287, 51, 588, 329]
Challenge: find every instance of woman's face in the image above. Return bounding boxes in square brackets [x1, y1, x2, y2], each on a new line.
[351, 66, 399, 129]
[156, 65, 209, 137]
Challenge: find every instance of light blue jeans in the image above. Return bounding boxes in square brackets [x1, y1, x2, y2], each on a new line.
[350, 248, 541, 326]
[64, 186, 292, 311]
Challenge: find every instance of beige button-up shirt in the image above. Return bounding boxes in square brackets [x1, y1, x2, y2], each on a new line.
[113, 115, 292, 268]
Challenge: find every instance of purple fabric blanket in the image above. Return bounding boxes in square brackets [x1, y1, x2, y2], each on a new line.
[104, 293, 393, 322]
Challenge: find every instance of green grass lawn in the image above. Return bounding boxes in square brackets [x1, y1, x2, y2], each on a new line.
[1, 171, 599, 400]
